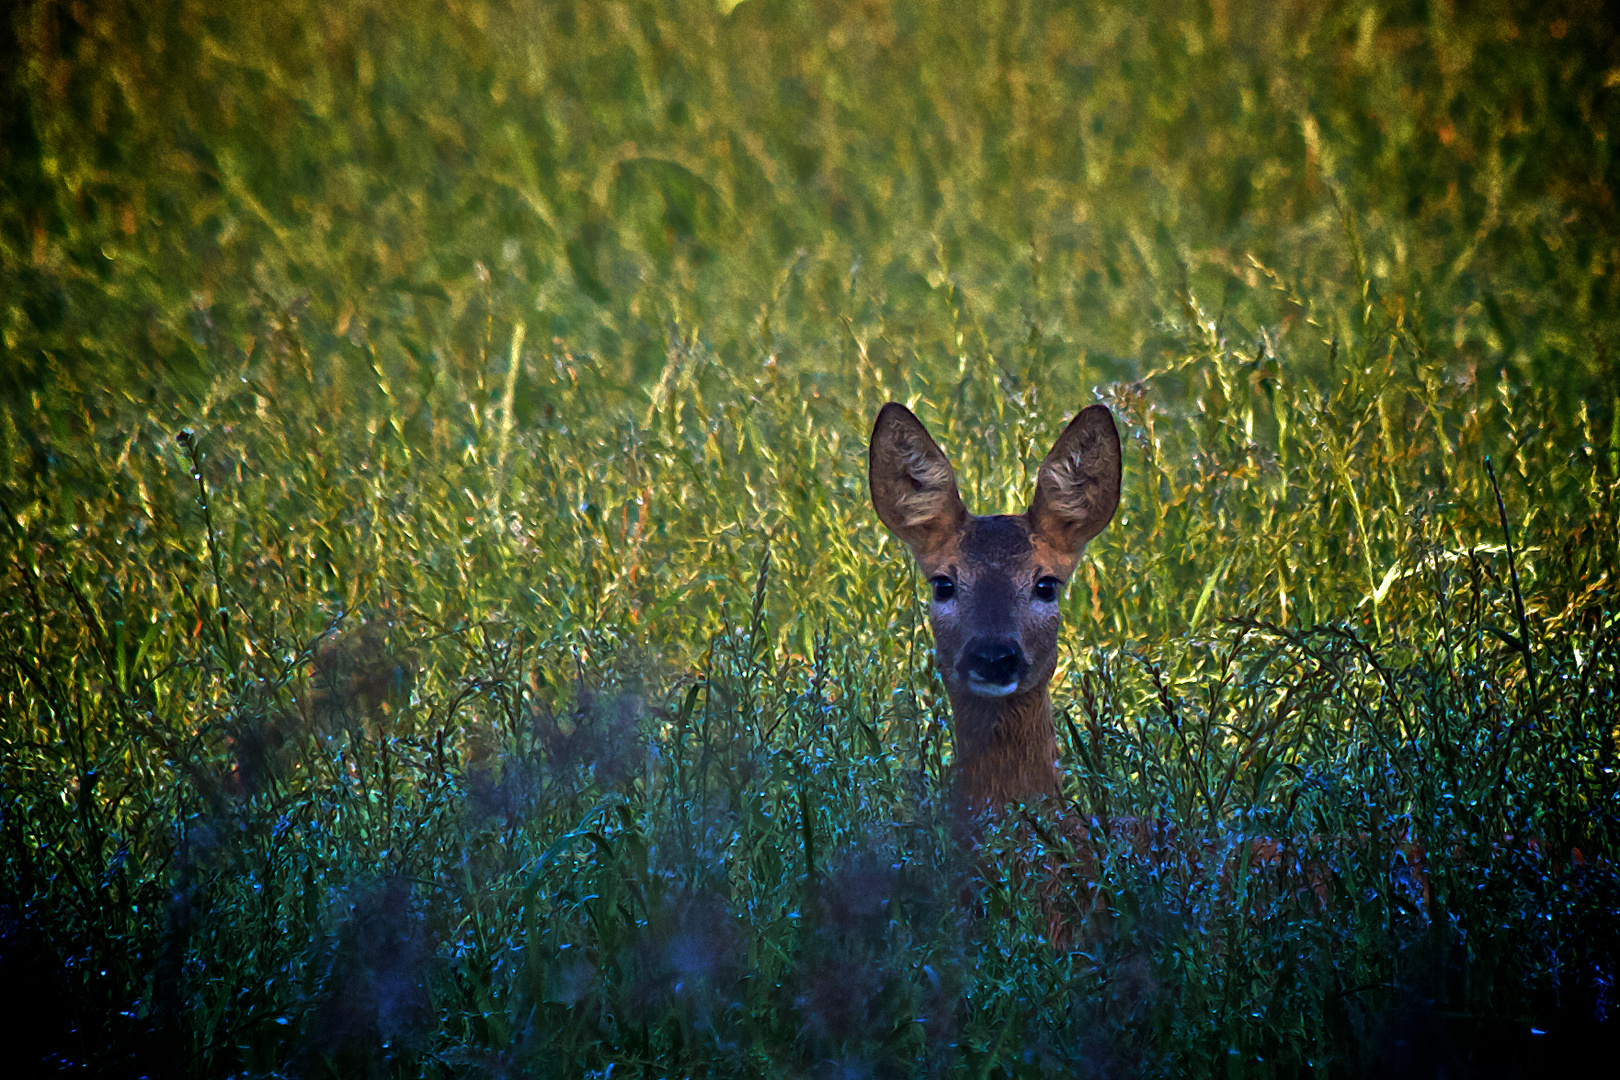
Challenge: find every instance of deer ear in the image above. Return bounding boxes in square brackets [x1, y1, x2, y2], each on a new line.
[1028, 404, 1121, 559]
[868, 403, 967, 554]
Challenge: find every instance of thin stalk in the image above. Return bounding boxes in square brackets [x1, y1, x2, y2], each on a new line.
[179, 429, 238, 679]
[494, 320, 527, 514]
[1485, 455, 1541, 799]
[1485, 456, 1536, 692]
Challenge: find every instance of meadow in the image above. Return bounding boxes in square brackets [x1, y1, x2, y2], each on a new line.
[2, 0, 1618, 1075]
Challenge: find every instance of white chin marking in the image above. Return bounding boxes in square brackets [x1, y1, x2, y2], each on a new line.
[967, 679, 1018, 699]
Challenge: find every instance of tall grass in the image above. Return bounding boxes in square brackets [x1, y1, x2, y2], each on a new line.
[3, 0, 1618, 1076]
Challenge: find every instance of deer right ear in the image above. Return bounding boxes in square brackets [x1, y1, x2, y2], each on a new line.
[868, 403, 967, 554]
[1027, 403, 1122, 559]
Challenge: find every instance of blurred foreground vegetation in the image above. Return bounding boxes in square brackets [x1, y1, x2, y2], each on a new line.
[3, 0, 1619, 1076]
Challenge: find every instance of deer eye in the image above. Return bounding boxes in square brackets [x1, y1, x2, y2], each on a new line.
[1033, 577, 1061, 603]
[930, 577, 956, 602]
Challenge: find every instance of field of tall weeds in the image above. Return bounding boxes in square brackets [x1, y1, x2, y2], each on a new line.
[3, 1, 1618, 1076]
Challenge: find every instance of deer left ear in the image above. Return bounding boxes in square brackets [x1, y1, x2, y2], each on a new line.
[1027, 404, 1122, 559]
[869, 402, 967, 555]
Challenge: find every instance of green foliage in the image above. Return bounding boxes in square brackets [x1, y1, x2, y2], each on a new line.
[2, 0, 1618, 1076]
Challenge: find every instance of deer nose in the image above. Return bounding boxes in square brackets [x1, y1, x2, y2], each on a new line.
[961, 640, 1021, 686]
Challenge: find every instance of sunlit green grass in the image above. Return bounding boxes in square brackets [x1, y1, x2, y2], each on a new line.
[3, 0, 1618, 1076]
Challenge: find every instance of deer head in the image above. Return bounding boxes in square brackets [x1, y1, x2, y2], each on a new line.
[869, 402, 1122, 813]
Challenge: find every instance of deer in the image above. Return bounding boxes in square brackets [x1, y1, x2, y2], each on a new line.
[867, 401, 1128, 941]
[867, 401, 1122, 818]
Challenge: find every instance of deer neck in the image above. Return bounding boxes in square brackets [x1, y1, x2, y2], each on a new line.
[947, 681, 1061, 813]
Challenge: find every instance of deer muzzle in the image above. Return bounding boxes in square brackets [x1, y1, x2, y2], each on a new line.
[959, 638, 1023, 697]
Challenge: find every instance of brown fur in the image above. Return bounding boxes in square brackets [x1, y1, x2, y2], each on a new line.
[868, 402, 1121, 817]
